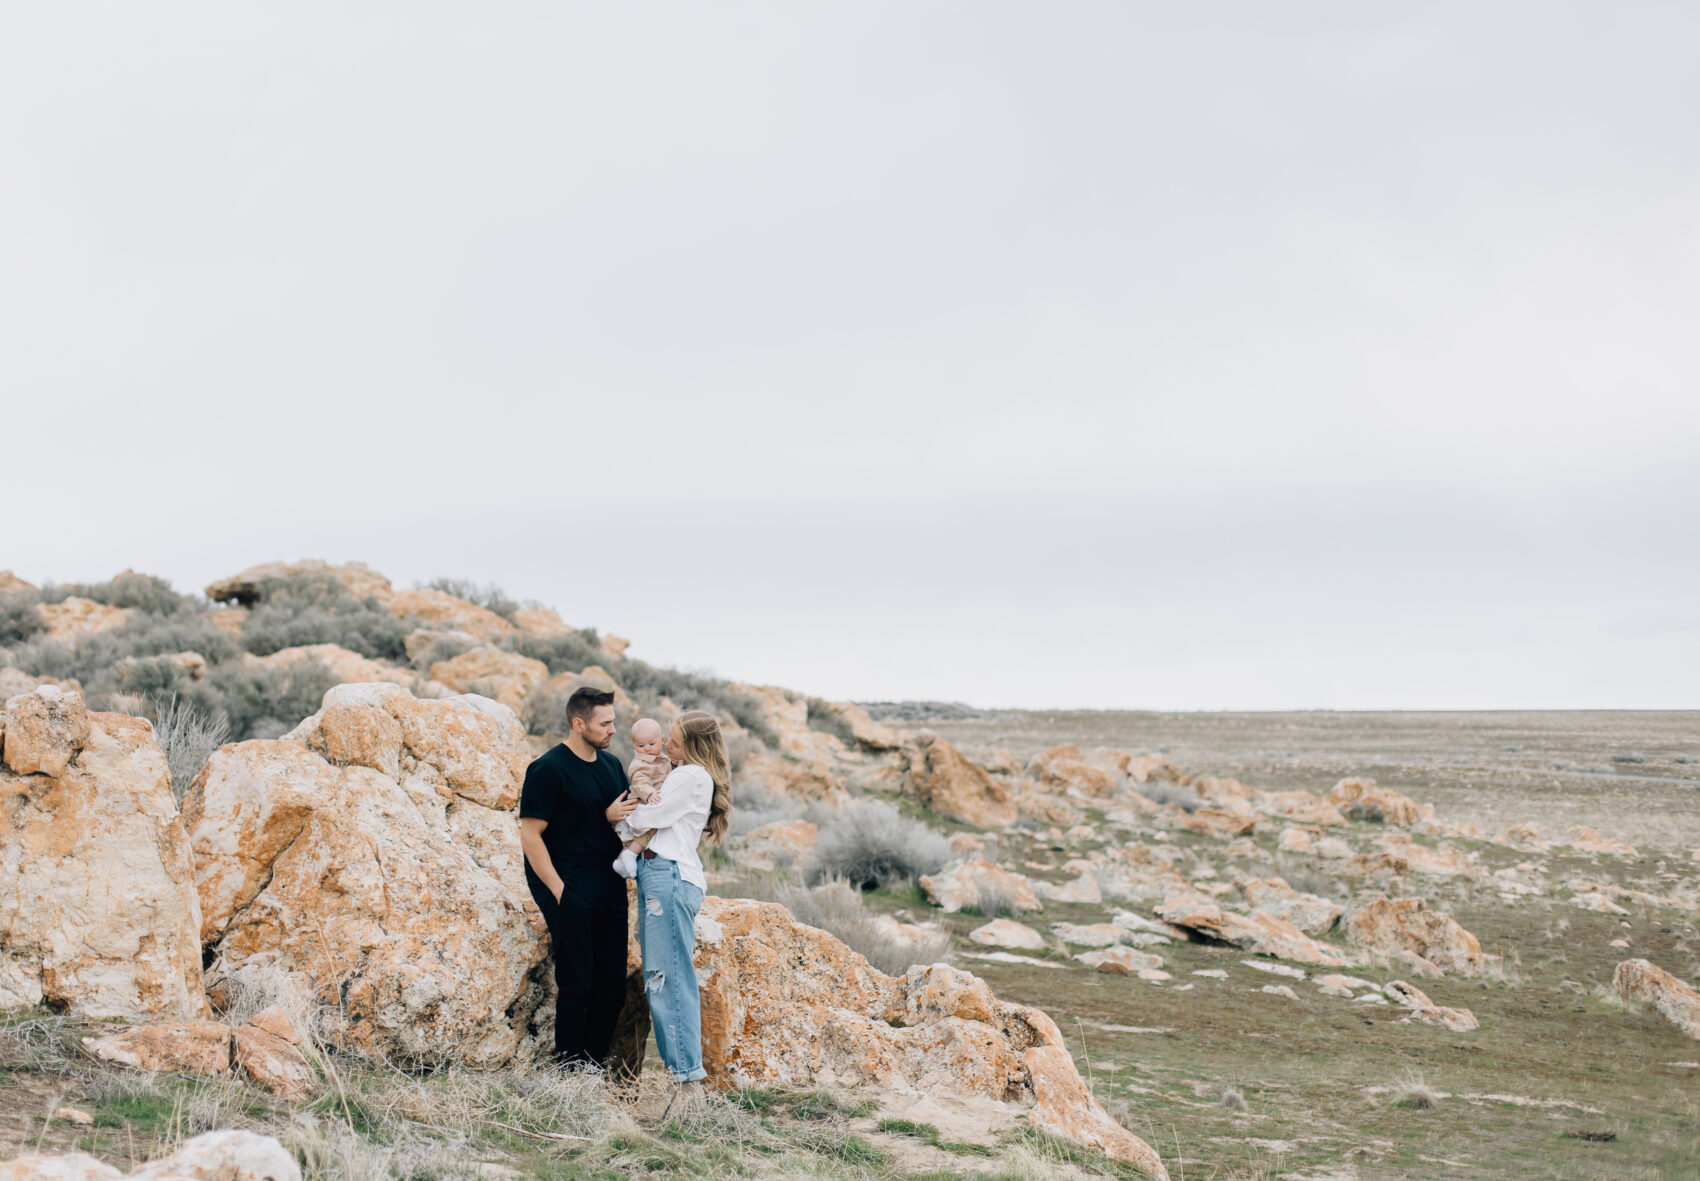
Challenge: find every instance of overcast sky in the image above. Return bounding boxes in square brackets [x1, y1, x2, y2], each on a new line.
[3, 3, 1696, 709]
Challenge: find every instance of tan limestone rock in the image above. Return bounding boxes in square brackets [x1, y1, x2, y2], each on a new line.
[600, 634, 631, 660]
[387, 588, 517, 642]
[84, 1022, 232, 1075]
[184, 687, 544, 1066]
[3, 684, 91, 777]
[694, 898, 1166, 1175]
[530, 666, 637, 718]
[1328, 778, 1421, 825]
[1342, 895, 1483, 977]
[905, 732, 1016, 828]
[208, 607, 249, 639]
[1031, 873, 1103, 905]
[1383, 980, 1479, 1032]
[1016, 791, 1086, 828]
[740, 748, 845, 802]
[207, 559, 393, 606]
[726, 819, 819, 872]
[1152, 897, 1352, 967]
[0, 572, 36, 594]
[968, 919, 1047, 951]
[246, 643, 410, 689]
[232, 1021, 314, 1098]
[429, 645, 549, 709]
[128, 1130, 302, 1181]
[1236, 877, 1343, 935]
[1027, 745, 1120, 797]
[919, 859, 1042, 914]
[729, 683, 845, 762]
[1074, 946, 1163, 973]
[0, 711, 207, 1019]
[38, 597, 132, 642]
[0, 668, 84, 702]
[1277, 825, 1316, 854]
[1256, 790, 1347, 827]
[0, 1152, 121, 1180]
[1373, 832, 1478, 878]
[1173, 807, 1257, 839]
[1052, 922, 1140, 948]
[1614, 958, 1700, 1040]
[1565, 826, 1638, 857]
[512, 606, 572, 638]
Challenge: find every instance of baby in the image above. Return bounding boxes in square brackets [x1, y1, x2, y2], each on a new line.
[612, 718, 670, 880]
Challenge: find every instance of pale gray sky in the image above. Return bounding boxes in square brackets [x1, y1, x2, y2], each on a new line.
[4, 3, 1696, 708]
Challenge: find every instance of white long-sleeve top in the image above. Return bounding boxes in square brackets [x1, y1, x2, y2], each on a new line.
[623, 763, 713, 893]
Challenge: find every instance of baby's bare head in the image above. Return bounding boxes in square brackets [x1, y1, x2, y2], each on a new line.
[630, 717, 666, 756]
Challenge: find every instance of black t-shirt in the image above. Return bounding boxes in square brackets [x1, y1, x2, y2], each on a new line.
[519, 743, 629, 911]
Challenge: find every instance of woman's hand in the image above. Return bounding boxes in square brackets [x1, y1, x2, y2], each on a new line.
[605, 792, 639, 824]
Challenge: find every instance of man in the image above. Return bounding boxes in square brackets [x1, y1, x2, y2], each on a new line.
[519, 686, 639, 1068]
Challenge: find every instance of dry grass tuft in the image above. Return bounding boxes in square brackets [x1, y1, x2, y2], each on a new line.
[1388, 1071, 1441, 1111]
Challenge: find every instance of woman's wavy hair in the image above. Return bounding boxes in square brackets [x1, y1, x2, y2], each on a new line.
[675, 710, 733, 845]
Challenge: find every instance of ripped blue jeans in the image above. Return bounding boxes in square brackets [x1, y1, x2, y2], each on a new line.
[635, 856, 707, 1082]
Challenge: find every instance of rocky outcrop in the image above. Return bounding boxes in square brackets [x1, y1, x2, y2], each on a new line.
[1235, 877, 1342, 935]
[512, 606, 572, 638]
[429, 645, 549, 709]
[387, 588, 517, 642]
[1172, 807, 1257, 839]
[1614, 959, 1700, 1040]
[1255, 790, 1347, 827]
[694, 899, 1166, 1176]
[0, 697, 207, 1020]
[38, 597, 132, 642]
[1342, 895, 1483, 977]
[1027, 745, 1119, 797]
[183, 682, 547, 1066]
[1373, 832, 1477, 878]
[740, 748, 844, 802]
[904, 732, 1016, 827]
[919, 859, 1042, 914]
[1073, 947, 1163, 974]
[1566, 826, 1639, 857]
[1328, 778, 1421, 825]
[1152, 898, 1351, 967]
[245, 644, 411, 688]
[207, 559, 394, 605]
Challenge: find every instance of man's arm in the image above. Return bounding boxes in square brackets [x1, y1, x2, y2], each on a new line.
[519, 817, 563, 901]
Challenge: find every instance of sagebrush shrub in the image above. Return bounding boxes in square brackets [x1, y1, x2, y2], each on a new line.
[0, 590, 43, 646]
[806, 799, 951, 890]
[148, 695, 232, 802]
[1139, 779, 1204, 812]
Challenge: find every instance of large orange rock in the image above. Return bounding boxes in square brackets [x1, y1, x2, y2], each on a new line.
[1255, 790, 1347, 827]
[1027, 745, 1119, 797]
[0, 704, 208, 1020]
[694, 898, 1167, 1176]
[207, 559, 394, 605]
[1566, 826, 1638, 857]
[1173, 807, 1258, 839]
[1342, 895, 1483, 976]
[739, 748, 845, 802]
[904, 732, 1017, 827]
[183, 683, 545, 1065]
[429, 645, 549, 709]
[729, 683, 846, 762]
[387, 588, 517, 642]
[1373, 832, 1478, 878]
[244, 644, 412, 689]
[1614, 959, 1700, 1040]
[512, 606, 572, 638]
[1328, 778, 1421, 825]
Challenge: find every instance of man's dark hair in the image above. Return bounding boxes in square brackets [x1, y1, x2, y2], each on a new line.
[565, 686, 615, 725]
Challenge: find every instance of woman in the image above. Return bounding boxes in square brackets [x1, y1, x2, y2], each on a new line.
[619, 709, 732, 1089]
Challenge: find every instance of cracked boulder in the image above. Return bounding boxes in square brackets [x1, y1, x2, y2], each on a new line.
[0, 699, 208, 1020]
[182, 683, 548, 1066]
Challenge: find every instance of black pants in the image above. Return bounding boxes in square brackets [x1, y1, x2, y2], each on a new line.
[532, 882, 628, 1068]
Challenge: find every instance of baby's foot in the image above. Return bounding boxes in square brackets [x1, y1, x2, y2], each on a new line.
[612, 849, 637, 880]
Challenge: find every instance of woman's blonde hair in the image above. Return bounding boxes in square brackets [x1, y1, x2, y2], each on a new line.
[675, 710, 733, 845]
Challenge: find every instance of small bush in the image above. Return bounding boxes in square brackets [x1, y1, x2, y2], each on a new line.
[240, 575, 408, 662]
[1389, 1071, 1440, 1110]
[963, 879, 1021, 920]
[149, 695, 232, 802]
[1343, 800, 1387, 823]
[54, 570, 191, 615]
[0, 589, 43, 646]
[806, 799, 952, 890]
[209, 657, 338, 740]
[1220, 1087, 1248, 1111]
